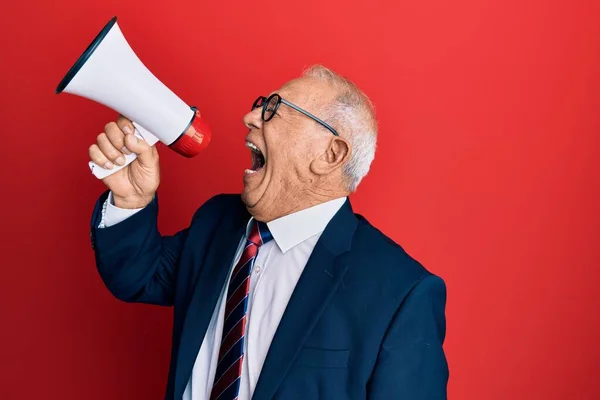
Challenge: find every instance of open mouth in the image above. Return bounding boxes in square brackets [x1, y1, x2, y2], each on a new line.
[245, 141, 266, 174]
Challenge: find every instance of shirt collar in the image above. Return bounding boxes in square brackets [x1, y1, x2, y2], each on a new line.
[244, 197, 347, 253]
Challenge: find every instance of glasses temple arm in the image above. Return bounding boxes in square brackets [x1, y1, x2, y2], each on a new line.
[280, 99, 339, 136]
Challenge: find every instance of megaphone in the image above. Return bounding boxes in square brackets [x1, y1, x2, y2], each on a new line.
[55, 16, 211, 179]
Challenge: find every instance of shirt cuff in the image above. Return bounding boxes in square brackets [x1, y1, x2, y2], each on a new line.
[98, 191, 144, 228]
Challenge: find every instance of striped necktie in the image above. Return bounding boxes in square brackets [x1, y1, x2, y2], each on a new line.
[210, 220, 272, 400]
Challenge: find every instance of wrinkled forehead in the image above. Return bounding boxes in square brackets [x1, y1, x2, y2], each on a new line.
[273, 77, 336, 110]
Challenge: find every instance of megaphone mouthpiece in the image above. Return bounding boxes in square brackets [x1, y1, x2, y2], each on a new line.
[170, 107, 212, 157]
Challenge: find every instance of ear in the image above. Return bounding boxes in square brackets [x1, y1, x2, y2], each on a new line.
[310, 136, 351, 176]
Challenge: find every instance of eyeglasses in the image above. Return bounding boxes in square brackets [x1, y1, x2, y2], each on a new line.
[251, 93, 339, 136]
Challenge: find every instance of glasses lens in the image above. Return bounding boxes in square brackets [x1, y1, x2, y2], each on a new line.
[264, 95, 280, 121]
[252, 96, 264, 110]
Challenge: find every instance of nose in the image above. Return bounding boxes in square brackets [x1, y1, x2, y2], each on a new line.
[243, 108, 263, 130]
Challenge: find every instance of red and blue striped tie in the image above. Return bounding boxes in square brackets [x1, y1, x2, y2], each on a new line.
[210, 220, 272, 400]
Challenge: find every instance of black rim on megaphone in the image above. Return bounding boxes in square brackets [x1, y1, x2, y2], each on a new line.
[55, 16, 118, 94]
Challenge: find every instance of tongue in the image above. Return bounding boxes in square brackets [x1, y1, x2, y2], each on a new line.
[252, 151, 265, 170]
[252, 152, 260, 171]
[258, 153, 265, 169]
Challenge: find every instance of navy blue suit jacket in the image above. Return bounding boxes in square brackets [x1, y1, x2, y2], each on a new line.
[90, 191, 448, 399]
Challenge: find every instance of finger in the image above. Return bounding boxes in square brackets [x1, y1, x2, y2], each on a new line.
[124, 132, 156, 168]
[116, 116, 135, 155]
[105, 121, 129, 156]
[97, 132, 126, 166]
[89, 144, 115, 170]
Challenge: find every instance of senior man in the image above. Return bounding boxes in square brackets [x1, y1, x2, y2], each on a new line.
[88, 65, 448, 400]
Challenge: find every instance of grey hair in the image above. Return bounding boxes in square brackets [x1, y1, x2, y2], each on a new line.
[301, 64, 378, 192]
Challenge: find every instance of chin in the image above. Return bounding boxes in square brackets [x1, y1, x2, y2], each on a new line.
[242, 165, 270, 210]
[242, 175, 277, 220]
[240, 187, 253, 207]
[241, 182, 261, 210]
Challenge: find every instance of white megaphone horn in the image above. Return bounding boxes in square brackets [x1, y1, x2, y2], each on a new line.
[56, 16, 212, 179]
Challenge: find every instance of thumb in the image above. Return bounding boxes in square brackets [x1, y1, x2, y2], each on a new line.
[125, 133, 156, 168]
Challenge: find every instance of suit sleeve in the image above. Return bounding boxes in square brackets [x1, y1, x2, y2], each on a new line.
[89, 190, 211, 306]
[367, 274, 449, 399]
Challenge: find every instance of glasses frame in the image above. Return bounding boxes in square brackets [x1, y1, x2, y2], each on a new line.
[252, 94, 339, 136]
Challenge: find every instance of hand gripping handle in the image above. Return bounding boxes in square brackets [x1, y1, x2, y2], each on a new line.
[88, 122, 160, 179]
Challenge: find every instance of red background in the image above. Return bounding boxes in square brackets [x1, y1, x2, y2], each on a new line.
[1, 0, 599, 399]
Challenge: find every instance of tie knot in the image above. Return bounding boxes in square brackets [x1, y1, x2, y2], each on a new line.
[247, 220, 273, 246]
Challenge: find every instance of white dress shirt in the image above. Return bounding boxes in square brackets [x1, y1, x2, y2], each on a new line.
[100, 193, 346, 399]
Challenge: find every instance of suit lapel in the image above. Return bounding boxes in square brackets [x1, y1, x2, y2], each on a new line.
[174, 202, 249, 398]
[252, 199, 358, 400]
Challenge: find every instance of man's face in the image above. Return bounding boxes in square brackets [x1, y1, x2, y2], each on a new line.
[240, 77, 338, 218]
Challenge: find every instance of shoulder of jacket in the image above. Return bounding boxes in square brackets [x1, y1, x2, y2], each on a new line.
[190, 193, 245, 223]
[353, 216, 440, 282]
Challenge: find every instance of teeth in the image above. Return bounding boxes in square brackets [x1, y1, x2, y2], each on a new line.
[245, 141, 261, 154]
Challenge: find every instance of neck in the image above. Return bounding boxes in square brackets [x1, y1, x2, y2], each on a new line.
[251, 183, 348, 222]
